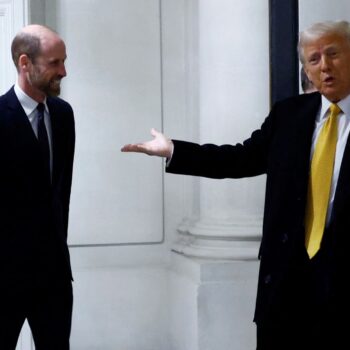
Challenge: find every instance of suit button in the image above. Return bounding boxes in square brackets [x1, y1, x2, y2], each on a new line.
[264, 274, 272, 284]
[281, 233, 288, 243]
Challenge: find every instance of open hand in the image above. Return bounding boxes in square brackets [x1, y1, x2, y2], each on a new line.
[121, 128, 174, 158]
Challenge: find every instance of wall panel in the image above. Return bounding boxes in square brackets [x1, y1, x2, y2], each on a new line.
[45, 0, 165, 246]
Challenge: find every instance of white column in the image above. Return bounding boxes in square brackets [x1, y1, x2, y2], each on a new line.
[172, 0, 269, 260]
[169, 253, 259, 350]
[169, 4, 269, 348]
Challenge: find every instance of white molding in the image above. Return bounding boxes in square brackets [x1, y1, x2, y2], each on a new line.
[174, 215, 262, 260]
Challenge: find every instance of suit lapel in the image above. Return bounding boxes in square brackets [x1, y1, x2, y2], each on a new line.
[47, 99, 64, 187]
[5, 88, 40, 153]
[294, 93, 322, 199]
[5, 89, 65, 188]
[331, 128, 350, 221]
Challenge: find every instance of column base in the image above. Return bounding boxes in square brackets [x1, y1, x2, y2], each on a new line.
[173, 216, 262, 260]
[169, 252, 259, 350]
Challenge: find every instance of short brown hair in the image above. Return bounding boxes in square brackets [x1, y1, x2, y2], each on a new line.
[11, 32, 41, 71]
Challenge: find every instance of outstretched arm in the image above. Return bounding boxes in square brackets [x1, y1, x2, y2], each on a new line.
[121, 128, 174, 158]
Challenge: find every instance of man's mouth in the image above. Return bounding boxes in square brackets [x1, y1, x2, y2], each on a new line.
[324, 76, 335, 84]
[52, 79, 61, 85]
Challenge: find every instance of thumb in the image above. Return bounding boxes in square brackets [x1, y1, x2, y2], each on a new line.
[150, 128, 159, 137]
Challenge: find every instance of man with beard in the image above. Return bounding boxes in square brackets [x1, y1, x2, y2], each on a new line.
[0, 24, 75, 349]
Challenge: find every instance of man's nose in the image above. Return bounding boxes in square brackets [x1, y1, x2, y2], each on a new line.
[59, 62, 67, 77]
[320, 55, 331, 71]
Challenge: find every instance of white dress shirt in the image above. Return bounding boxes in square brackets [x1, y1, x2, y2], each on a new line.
[310, 94, 350, 224]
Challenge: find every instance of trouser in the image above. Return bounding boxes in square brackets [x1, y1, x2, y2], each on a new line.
[0, 276, 73, 350]
[256, 246, 345, 350]
[256, 309, 345, 350]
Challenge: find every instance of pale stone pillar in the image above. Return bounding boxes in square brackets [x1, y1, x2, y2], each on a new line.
[169, 1, 269, 349]
[172, 0, 269, 260]
[169, 254, 259, 350]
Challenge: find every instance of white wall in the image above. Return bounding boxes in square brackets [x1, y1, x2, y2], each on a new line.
[299, 0, 350, 29]
[71, 264, 170, 350]
[36, 0, 183, 349]
[52, 0, 164, 246]
[44, 0, 187, 348]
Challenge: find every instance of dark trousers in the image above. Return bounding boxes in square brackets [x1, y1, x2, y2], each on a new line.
[256, 245, 345, 350]
[0, 276, 73, 350]
[256, 310, 345, 350]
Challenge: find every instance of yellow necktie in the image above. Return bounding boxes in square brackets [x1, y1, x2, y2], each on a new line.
[305, 103, 341, 258]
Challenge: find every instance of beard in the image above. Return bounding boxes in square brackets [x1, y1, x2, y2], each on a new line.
[28, 66, 62, 97]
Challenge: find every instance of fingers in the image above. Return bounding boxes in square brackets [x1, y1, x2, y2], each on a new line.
[121, 144, 144, 153]
[121, 128, 167, 156]
[120, 144, 131, 152]
[150, 128, 159, 137]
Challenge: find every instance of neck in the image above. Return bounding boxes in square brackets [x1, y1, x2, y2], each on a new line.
[17, 75, 46, 103]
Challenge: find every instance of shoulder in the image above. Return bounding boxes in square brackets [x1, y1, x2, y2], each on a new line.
[47, 96, 75, 123]
[47, 96, 74, 114]
[272, 92, 321, 114]
[0, 86, 16, 107]
[0, 87, 19, 122]
[263, 92, 321, 135]
[47, 97, 74, 128]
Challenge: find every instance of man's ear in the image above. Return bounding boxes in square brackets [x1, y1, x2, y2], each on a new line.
[18, 54, 31, 71]
[303, 66, 313, 83]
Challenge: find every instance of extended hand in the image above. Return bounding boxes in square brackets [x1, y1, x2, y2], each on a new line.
[121, 128, 174, 158]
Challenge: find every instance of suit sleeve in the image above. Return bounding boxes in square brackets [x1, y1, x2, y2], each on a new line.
[166, 112, 274, 179]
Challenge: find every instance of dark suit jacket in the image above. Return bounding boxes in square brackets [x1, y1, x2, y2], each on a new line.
[166, 92, 350, 323]
[0, 87, 75, 282]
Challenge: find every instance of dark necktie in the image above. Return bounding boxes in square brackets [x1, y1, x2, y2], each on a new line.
[37, 103, 51, 183]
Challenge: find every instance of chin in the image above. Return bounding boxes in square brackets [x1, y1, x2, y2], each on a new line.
[320, 89, 337, 101]
[46, 88, 61, 97]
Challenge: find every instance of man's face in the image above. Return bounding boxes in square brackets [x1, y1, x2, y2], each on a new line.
[27, 38, 67, 97]
[303, 33, 350, 102]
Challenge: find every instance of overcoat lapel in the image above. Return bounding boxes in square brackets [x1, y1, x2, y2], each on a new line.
[294, 93, 321, 200]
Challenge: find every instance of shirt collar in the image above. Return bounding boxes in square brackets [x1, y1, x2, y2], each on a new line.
[14, 83, 48, 116]
[320, 94, 350, 120]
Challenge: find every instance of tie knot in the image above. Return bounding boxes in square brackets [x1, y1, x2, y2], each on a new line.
[329, 103, 341, 116]
[37, 103, 45, 114]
